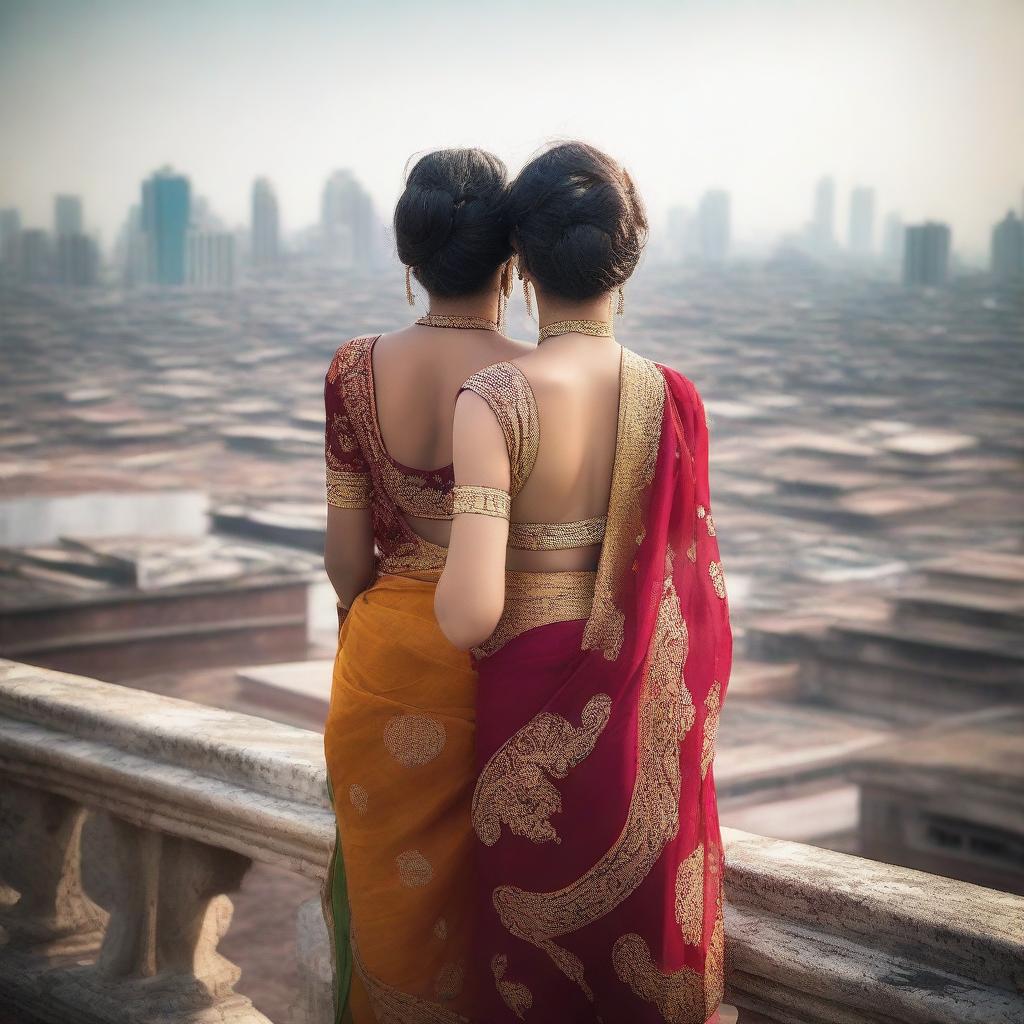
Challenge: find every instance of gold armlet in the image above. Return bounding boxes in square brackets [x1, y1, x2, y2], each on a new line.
[451, 484, 511, 520]
[327, 468, 372, 508]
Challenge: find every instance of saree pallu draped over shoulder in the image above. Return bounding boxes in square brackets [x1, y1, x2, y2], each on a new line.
[471, 354, 733, 1024]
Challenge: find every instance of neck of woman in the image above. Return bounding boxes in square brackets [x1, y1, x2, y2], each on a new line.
[534, 289, 615, 330]
[423, 288, 500, 323]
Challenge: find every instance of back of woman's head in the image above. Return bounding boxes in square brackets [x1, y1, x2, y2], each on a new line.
[394, 148, 512, 298]
[508, 142, 648, 301]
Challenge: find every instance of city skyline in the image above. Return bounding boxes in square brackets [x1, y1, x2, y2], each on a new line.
[2, 0, 1022, 256]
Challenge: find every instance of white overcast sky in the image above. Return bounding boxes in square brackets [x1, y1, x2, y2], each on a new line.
[1, 0, 1021, 255]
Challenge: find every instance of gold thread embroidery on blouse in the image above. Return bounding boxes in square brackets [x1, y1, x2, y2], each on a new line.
[583, 350, 666, 661]
[701, 681, 722, 780]
[675, 842, 704, 946]
[452, 484, 511, 519]
[458, 361, 539, 497]
[433, 959, 465, 1001]
[612, 932, 708, 1023]
[492, 955, 533, 1020]
[384, 714, 447, 767]
[492, 551, 693, 1000]
[472, 693, 612, 847]
[472, 570, 595, 659]
[708, 560, 727, 600]
[396, 849, 434, 888]
[351, 929, 470, 1024]
[348, 783, 368, 816]
[326, 466, 372, 508]
[507, 515, 607, 551]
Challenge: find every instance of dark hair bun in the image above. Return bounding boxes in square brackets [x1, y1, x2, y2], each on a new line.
[394, 148, 512, 298]
[508, 142, 648, 301]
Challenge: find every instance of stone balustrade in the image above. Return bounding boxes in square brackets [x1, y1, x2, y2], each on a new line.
[1, 658, 1021, 1024]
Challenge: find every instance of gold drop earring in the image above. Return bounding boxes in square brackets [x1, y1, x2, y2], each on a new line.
[616, 286, 625, 316]
[405, 265, 415, 307]
[523, 278, 534, 320]
[497, 259, 513, 330]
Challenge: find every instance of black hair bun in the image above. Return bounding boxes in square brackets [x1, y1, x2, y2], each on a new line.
[394, 148, 512, 298]
[508, 142, 648, 301]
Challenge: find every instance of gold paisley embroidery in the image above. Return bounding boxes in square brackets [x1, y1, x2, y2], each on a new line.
[458, 361, 539, 496]
[348, 783, 368, 816]
[701, 681, 722, 780]
[686, 538, 697, 563]
[433, 959, 465, 1001]
[612, 932, 709, 1024]
[351, 930, 470, 1024]
[583, 350, 666, 661]
[472, 693, 613, 847]
[675, 842, 704, 945]
[473, 570, 595, 659]
[704, 897, 726, 1018]
[395, 849, 433, 888]
[493, 550, 693, 1000]
[384, 714, 447, 766]
[491, 955, 533, 1020]
[706, 511, 716, 537]
[708, 560, 726, 600]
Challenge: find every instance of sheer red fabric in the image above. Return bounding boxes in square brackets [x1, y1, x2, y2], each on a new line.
[470, 362, 732, 1023]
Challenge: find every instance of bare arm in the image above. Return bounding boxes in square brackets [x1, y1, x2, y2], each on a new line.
[324, 505, 375, 611]
[434, 390, 510, 650]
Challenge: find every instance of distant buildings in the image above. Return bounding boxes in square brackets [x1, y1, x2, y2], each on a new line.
[54, 195, 83, 237]
[847, 187, 875, 255]
[665, 205, 696, 262]
[810, 176, 836, 252]
[186, 230, 236, 288]
[55, 233, 100, 286]
[0, 208, 21, 268]
[141, 166, 191, 285]
[321, 169, 375, 270]
[990, 211, 1024, 282]
[903, 222, 951, 287]
[697, 190, 731, 262]
[15, 229, 52, 284]
[251, 177, 281, 269]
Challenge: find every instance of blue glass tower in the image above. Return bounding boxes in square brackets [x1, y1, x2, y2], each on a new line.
[141, 166, 191, 285]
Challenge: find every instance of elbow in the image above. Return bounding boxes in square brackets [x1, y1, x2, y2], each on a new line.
[434, 585, 501, 652]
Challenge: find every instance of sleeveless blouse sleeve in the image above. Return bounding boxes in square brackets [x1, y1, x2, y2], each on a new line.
[324, 341, 373, 508]
[457, 361, 539, 497]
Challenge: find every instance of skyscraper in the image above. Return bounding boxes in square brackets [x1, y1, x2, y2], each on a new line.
[848, 187, 875, 255]
[251, 177, 281, 268]
[697, 190, 730, 262]
[56, 233, 99, 286]
[186, 229, 236, 288]
[16, 229, 52, 284]
[0, 208, 20, 267]
[990, 211, 1024, 282]
[141, 166, 191, 285]
[321, 170, 375, 270]
[902, 222, 951, 286]
[811, 176, 835, 251]
[54, 195, 83, 237]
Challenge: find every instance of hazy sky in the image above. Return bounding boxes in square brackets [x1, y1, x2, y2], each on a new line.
[1, 0, 1021, 255]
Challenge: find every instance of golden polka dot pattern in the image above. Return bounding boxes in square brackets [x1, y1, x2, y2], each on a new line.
[383, 714, 447, 767]
[395, 849, 433, 888]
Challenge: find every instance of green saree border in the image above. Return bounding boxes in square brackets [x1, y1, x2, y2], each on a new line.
[323, 771, 354, 1023]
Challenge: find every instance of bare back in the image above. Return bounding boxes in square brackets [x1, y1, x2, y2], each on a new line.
[371, 324, 531, 545]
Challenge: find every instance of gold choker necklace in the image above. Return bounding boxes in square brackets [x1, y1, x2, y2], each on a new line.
[538, 319, 614, 342]
[416, 314, 498, 331]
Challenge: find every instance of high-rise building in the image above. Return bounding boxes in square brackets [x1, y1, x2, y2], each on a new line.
[322, 169, 375, 270]
[697, 190, 730, 262]
[54, 195, 83, 237]
[141, 166, 191, 285]
[186, 229, 236, 288]
[665, 206, 696, 262]
[848, 187, 875, 255]
[990, 211, 1024, 282]
[0, 208, 20, 268]
[16, 229, 53, 284]
[903, 222, 951, 286]
[882, 213, 904, 264]
[251, 177, 281, 268]
[811, 176, 835, 251]
[55, 233, 100, 286]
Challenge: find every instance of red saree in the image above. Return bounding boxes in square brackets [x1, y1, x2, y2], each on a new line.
[470, 355, 732, 1023]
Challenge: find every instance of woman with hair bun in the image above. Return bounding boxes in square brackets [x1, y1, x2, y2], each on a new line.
[321, 148, 529, 1022]
[436, 141, 733, 1023]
